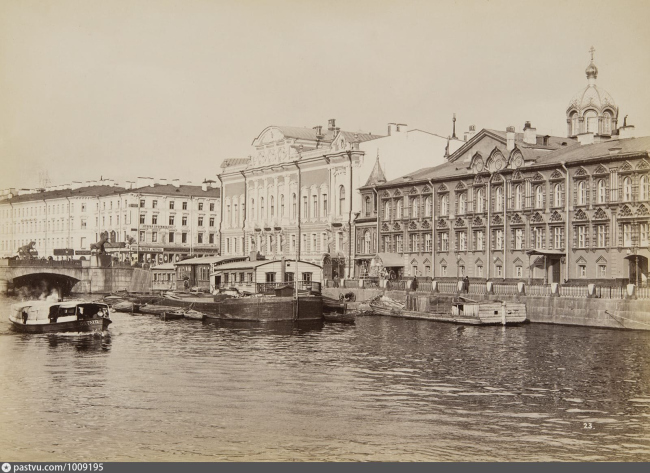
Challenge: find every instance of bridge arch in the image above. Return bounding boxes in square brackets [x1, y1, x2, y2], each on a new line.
[11, 272, 80, 298]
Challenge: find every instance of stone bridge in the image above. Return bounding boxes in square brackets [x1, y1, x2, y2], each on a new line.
[0, 260, 134, 295]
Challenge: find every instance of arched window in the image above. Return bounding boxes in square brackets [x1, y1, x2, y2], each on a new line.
[535, 186, 544, 209]
[384, 200, 391, 220]
[495, 187, 503, 211]
[584, 110, 598, 134]
[280, 195, 285, 217]
[292, 194, 296, 219]
[476, 189, 484, 213]
[598, 179, 607, 204]
[250, 198, 255, 219]
[603, 111, 612, 135]
[577, 181, 586, 205]
[365, 196, 372, 217]
[339, 185, 346, 216]
[270, 196, 275, 217]
[514, 185, 523, 210]
[441, 194, 449, 216]
[570, 112, 579, 136]
[396, 199, 403, 219]
[554, 184, 562, 207]
[363, 230, 371, 254]
[425, 196, 432, 217]
[623, 177, 632, 202]
[260, 197, 265, 217]
[458, 193, 466, 214]
[641, 175, 649, 201]
[412, 198, 419, 218]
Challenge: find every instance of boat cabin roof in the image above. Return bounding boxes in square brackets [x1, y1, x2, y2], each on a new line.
[12, 300, 108, 311]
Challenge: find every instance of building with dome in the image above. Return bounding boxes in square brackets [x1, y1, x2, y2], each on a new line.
[567, 47, 619, 139]
[369, 50, 649, 287]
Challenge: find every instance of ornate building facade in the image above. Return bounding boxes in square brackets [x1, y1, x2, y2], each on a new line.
[370, 54, 649, 285]
[218, 120, 382, 280]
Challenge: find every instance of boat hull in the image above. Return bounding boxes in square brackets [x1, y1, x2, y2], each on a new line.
[10, 316, 111, 334]
[203, 296, 323, 322]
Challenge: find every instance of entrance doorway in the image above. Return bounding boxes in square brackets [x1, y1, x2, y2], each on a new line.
[628, 255, 649, 286]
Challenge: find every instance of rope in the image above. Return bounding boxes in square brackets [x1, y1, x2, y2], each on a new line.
[605, 306, 650, 329]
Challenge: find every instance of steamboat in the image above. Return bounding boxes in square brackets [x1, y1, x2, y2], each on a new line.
[9, 300, 112, 334]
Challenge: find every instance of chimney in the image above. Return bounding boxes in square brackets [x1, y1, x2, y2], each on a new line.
[523, 121, 536, 145]
[137, 177, 154, 188]
[577, 133, 595, 145]
[387, 123, 395, 136]
[464, 125, 477, 142]
[172, 179, 180, 188]
[201, 183, 208, 192]
[506, 126, 516, 151]
[158, 178, 168, 186]
[618, 125, 636, 140]
[125, 181, 135, 190]
[328, 119, 336, 131]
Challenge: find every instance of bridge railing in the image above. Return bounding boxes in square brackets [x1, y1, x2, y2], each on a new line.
[5, 259, 83, 268]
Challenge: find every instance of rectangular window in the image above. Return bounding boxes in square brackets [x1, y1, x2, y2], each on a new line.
[198, 217, 204, 227]
[554, 227, 564, 249]
[396, 235, 403, 253]
[440, 232, 449, 251]
[496, 265, 503, 277]
[139, 231, 145, 243]
[152, 200, 157, 208]
[140, 199, 145, 208]
[515, 266, 523, 278]
[182, 202, 187, 210]
[152, 232, 157, 243]
[198, 233, 203, 244]
[198, 202, 203, 211]
[152, 215, 158, 225]
[476, 265, 483, 278]
[383, 235, 391, 252]
[577, 226, 586, 248]
[169, 233, 175, 243]
[535, 227, 544, 249]
[182, 216, 188, 226]
[425, 234, 432, 252]
[209, 218, 215, 227]
[209, 233, 214, 244]
[81, 219, 87, 229]
[303, 196, 308, 219]
[515, 228, 523, 250]
[182, 233, 187, 243]
[495, 229, 503, 250]
[578, 264, 587, 278]
[313, 196, 318, 218]
[599, 265, 607, 278]
[475, 230, 484, 251]
[623, 224, 632, 247]
[441, 265, 447, 277]
[169, 216, 175, 225]
[265, 272, 275, 283]
[640, 223, 649, 246]
[140, 214, 145, 224]
[323, 195, 328, 215]
[210, 203, 215, 211]
[291, 234, 296, 252]
[458, 231, 467, 251]
[169, 201, 174, 210]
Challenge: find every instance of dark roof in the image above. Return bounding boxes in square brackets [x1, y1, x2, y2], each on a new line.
[131, 184, 220, 198]
[532, 135, 650, 166]
[220, 157, 251, 169]
[381, 135, 650, 187]
[364, 157, 387, 186]
[5, 183, 219, 204]
[5, 185, 126, 204]
[337, 131, 384, 144]
[484, 129, 575, 150]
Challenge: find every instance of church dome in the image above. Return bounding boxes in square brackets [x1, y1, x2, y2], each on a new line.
[566, 48, 619, 138]
[567, 83, 617, 115]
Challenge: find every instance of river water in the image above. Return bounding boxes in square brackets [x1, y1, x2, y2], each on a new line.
[0, 294, 649, 461]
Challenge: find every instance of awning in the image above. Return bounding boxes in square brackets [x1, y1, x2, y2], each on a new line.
[525, 250, 565, 257]
[372, 252, 405, 267]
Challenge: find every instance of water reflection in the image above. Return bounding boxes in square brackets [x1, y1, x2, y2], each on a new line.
[0, 294, 649, 461]
[203, 318, 324, 335]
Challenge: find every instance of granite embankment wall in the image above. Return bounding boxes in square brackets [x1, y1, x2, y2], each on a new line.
[323, 287, 650, 331]
[71, 268, 133, 294]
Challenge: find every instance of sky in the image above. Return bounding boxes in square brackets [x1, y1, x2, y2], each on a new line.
[1, 0, 649, 189]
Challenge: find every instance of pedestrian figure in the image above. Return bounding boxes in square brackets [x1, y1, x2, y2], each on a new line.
[463, 275, 470, 294]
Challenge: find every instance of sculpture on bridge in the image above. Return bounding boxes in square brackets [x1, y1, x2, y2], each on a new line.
[17, 241, 37, 260]
[90, 232, 109, 254]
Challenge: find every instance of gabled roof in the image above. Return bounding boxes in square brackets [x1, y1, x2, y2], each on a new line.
[532, 135, 650, 166]
[336, 130, 384, 144]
